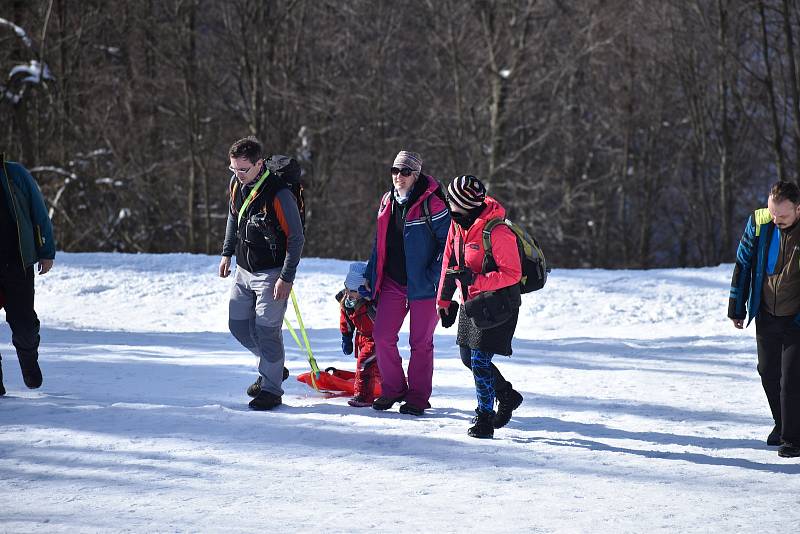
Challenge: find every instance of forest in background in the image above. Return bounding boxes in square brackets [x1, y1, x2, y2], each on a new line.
[3, 0, 800, 268]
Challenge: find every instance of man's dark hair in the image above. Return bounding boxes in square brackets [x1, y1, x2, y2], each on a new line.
[228, 136, 263, 164]
[770, 181, 800, 204]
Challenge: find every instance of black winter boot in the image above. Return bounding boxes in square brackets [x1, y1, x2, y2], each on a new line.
[468, 410, 495, 439]
[778, 442, 800, 458]
[19, 357, 42, 389]
[248, 390, 282, 411]
[768, 424, 783, 446]
[493, 384, 523, 429]
[246, 367, 289, 398]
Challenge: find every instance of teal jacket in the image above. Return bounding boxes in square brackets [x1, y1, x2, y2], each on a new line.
[0, 154, 56, 268]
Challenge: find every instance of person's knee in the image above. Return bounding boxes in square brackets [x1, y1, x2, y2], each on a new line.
[254, 324, 284, 362]
[460, 346, 473, 369]
[471, 350, 491, 369]
[229, 319, 253, 344]
[372, 325, 397, 346]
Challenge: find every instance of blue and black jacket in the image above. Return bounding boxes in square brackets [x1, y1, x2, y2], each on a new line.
[0, 155, 55, 269]
[729, 208, 800, 326]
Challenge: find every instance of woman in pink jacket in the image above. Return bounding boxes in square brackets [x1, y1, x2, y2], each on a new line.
[437, 175, 524, 439]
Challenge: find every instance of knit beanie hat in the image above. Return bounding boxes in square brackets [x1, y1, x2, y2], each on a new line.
[392, 151, 423, 172]
[344, 262, 367, 291]
[447, 175, 486, 211]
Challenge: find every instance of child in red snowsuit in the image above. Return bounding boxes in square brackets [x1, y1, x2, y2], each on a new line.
[338, 263, 381, 407]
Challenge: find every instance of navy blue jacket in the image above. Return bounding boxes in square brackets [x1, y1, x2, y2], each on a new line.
[0, 156, 56, 268]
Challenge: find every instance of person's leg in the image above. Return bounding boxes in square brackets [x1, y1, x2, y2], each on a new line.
[471, 349, 496, 414]
[228, 268, 258, 358]
[405, 297, 438, 407]
[251, 269, 290, 397]
[780, 320, 800, 444]
[756, 313, 783, 431]
[460, 344, 509, 391]
[2, 266, 41, 388]
[353, 341, 379, 402]
[372, 278, 410, 400]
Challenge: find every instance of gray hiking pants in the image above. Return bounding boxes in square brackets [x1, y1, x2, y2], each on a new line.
[229, 267, 289, 396]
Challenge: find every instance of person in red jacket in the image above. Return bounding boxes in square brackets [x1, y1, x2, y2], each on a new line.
[337, 263, 381, 407]
[437, 175, 524, 439]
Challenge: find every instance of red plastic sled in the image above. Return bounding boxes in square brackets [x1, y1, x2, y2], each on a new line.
[297, 367, 381, 397]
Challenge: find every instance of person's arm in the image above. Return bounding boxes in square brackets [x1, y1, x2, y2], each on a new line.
[470, 225, 522, 293]
[426, 198, 451, 290]
[729, 214, 758, 326]
[219, 210, 237, 277]
[436, 222, 457, 308]
[22, 167, 55, 268]
[272, 188, 305, 299]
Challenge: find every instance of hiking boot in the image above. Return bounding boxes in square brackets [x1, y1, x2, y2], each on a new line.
[468, 410, 494, 439]
[778, 442, 800, 458]
[493, 384, 523, 429]
[768, 425, 783, 446]
[248, 391, 282, 411]
[246, 376, 263, 398]
[19, 358, 42, 389]
[347, 396, 372, 408]
[398, 402, 425, 416]
[372, 394, 404, 411]
[246, 367, 289, 398]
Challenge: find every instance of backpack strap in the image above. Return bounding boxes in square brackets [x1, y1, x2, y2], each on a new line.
[480, 218, 505, 273]
[422, 196, 434, 238]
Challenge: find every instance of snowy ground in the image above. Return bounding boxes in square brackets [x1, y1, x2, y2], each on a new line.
[1, 252, 798, 533]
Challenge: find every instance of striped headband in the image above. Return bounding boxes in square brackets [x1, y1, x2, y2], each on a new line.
[447, 175, 486, 210]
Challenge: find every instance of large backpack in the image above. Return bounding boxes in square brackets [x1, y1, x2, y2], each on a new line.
[264, 155, 305, 232]
[482, 218, 548, 293]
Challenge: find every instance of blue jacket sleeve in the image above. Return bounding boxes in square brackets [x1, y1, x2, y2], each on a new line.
[24, 169, 55, 260]
[728, 215, 756, 320]
[425, 208, 451, 289]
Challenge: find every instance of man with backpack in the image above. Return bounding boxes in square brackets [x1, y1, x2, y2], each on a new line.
[218, 137, 304, 411]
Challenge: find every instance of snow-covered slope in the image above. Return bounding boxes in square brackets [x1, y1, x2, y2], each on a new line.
[0, 253, 797, 533]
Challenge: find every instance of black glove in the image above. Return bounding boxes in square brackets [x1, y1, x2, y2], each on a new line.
[445, 267, 475, 287]
[341, 335, 354, 355]
[438, 301, 459, 328]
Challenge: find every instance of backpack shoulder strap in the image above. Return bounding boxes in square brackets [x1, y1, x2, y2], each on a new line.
[481, 218, 505, 258]
[422, 196, 434, 237]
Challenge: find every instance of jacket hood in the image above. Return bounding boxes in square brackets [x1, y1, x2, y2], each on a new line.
[475, 196, 506, 222]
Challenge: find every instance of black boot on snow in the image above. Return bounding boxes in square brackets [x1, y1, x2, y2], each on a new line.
[246, 367, 289, 398]
[246, 376, 263, 398]
[248, 390, 282, 411]
[468, 410, 495, 439]
[493, 384, 523, 429]
[768, 425, 783, 446]
[19, 357, 42, 389]
[778, 442, 800, 458]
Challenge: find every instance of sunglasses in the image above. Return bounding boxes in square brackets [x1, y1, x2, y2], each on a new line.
[229, 165, 255, 175]
[391, 167, 415, 177]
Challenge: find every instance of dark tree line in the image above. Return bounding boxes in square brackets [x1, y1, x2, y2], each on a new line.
[3, 0, 800, 268]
